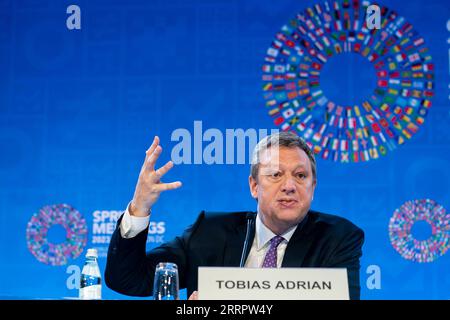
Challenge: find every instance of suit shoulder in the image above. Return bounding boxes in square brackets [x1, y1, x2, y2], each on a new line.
[308, 210, 364, 236]
[186, 211, 254, 240]
[200, 211, 254, 225]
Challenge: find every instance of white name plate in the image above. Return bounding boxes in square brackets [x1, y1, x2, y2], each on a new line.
[198, 267, 349, 300]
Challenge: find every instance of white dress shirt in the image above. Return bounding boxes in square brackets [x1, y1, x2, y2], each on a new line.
[244, 214, 297, 268]
[120, 203, 150, 238]
[120, 208, 298, 268]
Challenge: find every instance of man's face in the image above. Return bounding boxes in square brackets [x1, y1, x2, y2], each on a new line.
[249, 146, 316, 235]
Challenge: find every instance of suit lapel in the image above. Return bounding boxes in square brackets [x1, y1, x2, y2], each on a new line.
[221, 212, 315, 267]
[281, 213, 315, 267]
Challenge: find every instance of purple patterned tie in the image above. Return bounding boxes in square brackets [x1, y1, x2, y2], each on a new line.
[262, 235, 285, 268]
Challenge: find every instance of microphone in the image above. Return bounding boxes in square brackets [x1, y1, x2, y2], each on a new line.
[239, 212, 256, 267]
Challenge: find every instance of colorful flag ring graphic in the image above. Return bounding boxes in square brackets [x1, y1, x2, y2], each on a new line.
[26, 204, 88, 266]
[262, 0, 434, 163]
[389, 199, 450, 263]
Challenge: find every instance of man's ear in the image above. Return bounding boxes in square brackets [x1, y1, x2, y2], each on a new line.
[248, 175, 258, 199]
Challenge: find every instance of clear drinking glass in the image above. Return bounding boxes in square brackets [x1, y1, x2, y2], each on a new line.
[153, 262, 179, 300]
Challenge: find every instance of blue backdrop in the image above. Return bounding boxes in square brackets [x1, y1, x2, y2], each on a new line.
[0, 0, 449, 300]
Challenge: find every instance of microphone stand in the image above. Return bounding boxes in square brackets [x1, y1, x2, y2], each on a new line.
[239, 212, 256, 267]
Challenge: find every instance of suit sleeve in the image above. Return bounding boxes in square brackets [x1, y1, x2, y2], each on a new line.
[104, 212, 204, 297]
[325, 225, 365, 300]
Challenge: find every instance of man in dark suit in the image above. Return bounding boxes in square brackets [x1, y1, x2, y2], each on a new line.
[105, 132, 364, 300]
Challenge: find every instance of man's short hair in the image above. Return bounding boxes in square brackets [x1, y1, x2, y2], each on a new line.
[250, 132, 316, 182]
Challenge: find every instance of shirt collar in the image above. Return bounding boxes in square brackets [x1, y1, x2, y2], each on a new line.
[255, 213, 298, 251]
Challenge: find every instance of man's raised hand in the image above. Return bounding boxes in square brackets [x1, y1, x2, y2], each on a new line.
[130, 136, 182, 217]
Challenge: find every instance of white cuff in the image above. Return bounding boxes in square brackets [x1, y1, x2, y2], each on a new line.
[119, 203, 150, 239]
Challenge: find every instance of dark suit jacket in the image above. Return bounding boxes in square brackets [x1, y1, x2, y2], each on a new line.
[105, 210, 364, 300]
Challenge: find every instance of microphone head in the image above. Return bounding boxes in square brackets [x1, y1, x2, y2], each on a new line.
[245, 212, 256, 221]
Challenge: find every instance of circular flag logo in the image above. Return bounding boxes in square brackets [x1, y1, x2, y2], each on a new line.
[389, 199, 450, 263]
[26, 204, 88, 266]
[262, 0, 434, 163]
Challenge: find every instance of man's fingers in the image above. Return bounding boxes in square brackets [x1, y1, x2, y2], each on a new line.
[146, 145, 162, 171]
[155, 181, 182, 192]
[144, 136, 160, 161]
[140, 138, 182, 192]
[188, 291, 198, 300]
[140, 136, 160, 173]
[154, 161, 174, 180]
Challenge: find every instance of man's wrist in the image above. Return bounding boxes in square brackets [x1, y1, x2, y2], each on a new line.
[121, 204, 151, 239]
[129, 201, 151, 217]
